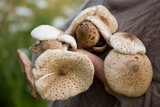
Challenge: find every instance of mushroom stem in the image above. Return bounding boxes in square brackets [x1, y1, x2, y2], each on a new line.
[92, 44, 107, 52]
[62, 44, 69, 51]
[76, 21, 100, 48]
[59, 69, 68, 75]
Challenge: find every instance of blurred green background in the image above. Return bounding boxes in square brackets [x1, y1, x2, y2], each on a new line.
[0, 0, 84, 107]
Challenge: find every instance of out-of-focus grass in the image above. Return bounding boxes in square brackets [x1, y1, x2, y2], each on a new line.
[0, 0, 84, 107]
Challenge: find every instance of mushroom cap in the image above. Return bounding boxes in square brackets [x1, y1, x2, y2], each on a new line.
[17, 49, 40, 98]
[104, 49, 153, 97]
[76, 21, 100, 48]
[96, 5, 118, 33]
[65, 6, 97, 35]
[32, 50, 94, 100]
[58, 34, 77, 50]
[30, 39, 63, 56]
[85, 16, 112, 45]
[31, 25, 63, 40]
[65, 5, 118, 36]
[110, 32, 146, 55]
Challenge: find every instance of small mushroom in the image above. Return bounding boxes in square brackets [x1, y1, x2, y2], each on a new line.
[31, 25, 63, 40]
[30, 25, 64, 55]
[110, 32, 146, 55]
[65, 5, 118, 52]
[32, 49, 94, 100]
[104, 49, 153, 97]
[58, 34, 77, 51]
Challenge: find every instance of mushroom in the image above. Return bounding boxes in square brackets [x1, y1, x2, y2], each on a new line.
[58, 34, 77, 51]
[32, 49, 94, 101]
[65, 5, 118, 52]
[17, 49, 39, 98]
[30, 25, 63, 55]
[104, 49, 153, 97]
[31, 25, 63, 40]
[110, 32, 146, 55]
[76, 21, 100, 48]
[30, 32, 94, 101]
[18, 29, 94, 101]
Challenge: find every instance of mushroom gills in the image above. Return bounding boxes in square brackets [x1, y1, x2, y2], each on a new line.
[33, 50, 95, 101]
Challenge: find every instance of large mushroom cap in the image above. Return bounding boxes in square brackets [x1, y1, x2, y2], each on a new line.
[31, 25, 63, 40]
[110, 32, 146, 55]
[32, 50, 94, 100]
[104, 49, 153, 97]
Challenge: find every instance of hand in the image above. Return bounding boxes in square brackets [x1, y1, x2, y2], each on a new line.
[76, 49, 120, 100]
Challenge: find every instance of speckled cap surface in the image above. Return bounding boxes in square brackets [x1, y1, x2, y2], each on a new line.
[32, 50, 94, 101]
[104, 49, 153, 97]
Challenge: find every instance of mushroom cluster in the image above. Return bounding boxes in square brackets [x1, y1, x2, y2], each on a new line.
[17, 24, 95, 101]
[17, 5, 153, 102]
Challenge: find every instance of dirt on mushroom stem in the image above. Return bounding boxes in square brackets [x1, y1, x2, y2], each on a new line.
[75, 21, 100, 48]
[75, 22, 107, 52]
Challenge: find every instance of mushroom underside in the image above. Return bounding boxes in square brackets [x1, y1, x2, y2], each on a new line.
[33, 50, 94, 100]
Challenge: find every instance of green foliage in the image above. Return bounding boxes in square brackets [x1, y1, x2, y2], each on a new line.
[0, 0, 84, 107]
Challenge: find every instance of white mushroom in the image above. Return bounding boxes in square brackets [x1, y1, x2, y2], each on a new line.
[110, 32, 146, 55]
[31, 25, 63, 40]
[104, 49, 153, 97]
[32, 49, 94, 101]
[58, 34, 77, 51]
